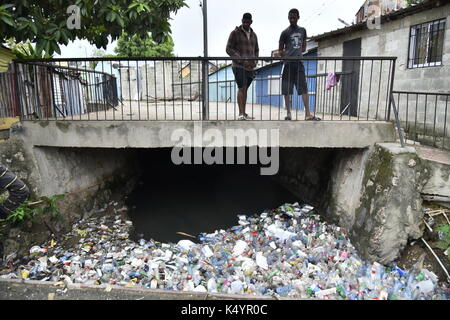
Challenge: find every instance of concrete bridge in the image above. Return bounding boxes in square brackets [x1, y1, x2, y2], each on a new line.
[1, 56, 448, 270]
[12, 119, 396, 149]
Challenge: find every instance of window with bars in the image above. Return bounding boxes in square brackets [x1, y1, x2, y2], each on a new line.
[408, 18, 446, 69]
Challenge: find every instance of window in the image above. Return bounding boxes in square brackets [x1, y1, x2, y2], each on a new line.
[268, 75, 281, 95]
[408, 18, 446, 68]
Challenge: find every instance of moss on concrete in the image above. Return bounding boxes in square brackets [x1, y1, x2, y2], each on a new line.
[55, 121, 70, 133]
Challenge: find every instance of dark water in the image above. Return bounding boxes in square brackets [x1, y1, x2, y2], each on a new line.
[126, 149, 299, 243]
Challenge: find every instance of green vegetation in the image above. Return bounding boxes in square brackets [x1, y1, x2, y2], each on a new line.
[0, 0, 187, 56]
[436, 224, 450, 260]
[0, 194, 65, 224]
[114, 32, 175, 57]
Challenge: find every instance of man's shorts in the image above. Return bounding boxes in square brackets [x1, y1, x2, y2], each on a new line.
[232, 67, 255, 89]
[281, 62, 308, 95]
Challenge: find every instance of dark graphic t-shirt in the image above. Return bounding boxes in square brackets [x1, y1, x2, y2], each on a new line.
[279, 25, 307, 58]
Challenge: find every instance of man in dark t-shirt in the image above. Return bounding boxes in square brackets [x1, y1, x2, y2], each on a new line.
[276, 9, 320, 121]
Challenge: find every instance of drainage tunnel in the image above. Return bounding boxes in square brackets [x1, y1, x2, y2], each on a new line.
[125, 148, 339, 243]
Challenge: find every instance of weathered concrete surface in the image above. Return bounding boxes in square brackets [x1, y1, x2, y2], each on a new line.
[0, 140, 139, 258]
[10, 120, 396, 149]
[420, 158, 450, 206]
[352, 143, 427, 264]
[0, 279, 273, 300]
[275, 148, 337, 207]
[322, 148, 372, 229]
[323, 143, 429, 264]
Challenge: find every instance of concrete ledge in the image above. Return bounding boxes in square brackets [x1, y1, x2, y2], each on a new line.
[11, 120, 396, 149]
[0, 279, 274, 300]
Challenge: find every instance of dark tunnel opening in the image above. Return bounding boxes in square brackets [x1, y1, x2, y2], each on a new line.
[126, 148, 301, 243]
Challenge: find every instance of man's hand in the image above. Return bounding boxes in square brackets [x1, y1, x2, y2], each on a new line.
[273, 50, 283, 57]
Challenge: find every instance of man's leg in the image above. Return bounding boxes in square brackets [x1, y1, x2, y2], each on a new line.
[302, 93, 313, 119]
[284, 95, 292, 120]
[282, 65, 293, 120]
[237, 87, 247, 116]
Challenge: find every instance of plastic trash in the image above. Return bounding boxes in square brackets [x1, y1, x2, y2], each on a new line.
[415, 280, 434, 294]
[256, 252, 268, 270]
[1, 203, 447, 300]
[177, 240, 195, 251]
[232, 240, 247, 256]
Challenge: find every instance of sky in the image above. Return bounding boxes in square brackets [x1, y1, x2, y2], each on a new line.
[58, 0, 364, 58]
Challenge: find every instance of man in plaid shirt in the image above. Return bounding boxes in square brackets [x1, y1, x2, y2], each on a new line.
[226, 13, 259, 120]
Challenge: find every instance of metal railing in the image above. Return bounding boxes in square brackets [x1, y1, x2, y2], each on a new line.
[0, 71, 20, 117]
[392, 90, 449, 150]
[2, 56, 397, 122]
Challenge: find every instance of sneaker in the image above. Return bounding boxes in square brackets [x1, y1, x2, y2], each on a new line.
[244, 113, 254, 120]
[238, 115, 247, 121]
[306, 116, 321, 121]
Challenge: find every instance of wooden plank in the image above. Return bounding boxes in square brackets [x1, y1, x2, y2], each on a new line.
[0, 117, 19, 130]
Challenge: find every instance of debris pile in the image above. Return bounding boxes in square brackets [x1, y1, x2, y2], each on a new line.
[1, 203, 448, 300]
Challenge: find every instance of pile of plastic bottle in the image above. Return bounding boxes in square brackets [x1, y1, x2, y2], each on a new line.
[1, 203, 448, 300]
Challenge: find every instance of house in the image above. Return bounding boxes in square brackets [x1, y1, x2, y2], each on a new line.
[118, 61, 217, 101]
[208, 48, 318, 110]
[253, 48, 318, 110]
[310, 0, 449, 145]
[208, 63, 255, 104]
[311, 0, 449, 96]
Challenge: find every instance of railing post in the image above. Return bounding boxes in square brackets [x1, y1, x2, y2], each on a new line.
[12, 61, 23, 119]
[202, 0, 209, 120]
[387, 57, 396, 121]
[202, 59, 209, 120]
[390, 93, 405, 148]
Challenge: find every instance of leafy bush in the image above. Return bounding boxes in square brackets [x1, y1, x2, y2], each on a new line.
[0, 194, 64, 224]
[436, 224, 450, 260]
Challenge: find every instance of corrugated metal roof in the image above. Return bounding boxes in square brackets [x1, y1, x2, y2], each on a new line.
[0, 47, 15, 73]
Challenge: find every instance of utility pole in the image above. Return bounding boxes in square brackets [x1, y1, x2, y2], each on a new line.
[201, 0, 209, 120]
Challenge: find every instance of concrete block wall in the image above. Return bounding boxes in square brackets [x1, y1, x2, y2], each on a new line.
[317, 4, 450, 130]
[120, 61, 203, 102]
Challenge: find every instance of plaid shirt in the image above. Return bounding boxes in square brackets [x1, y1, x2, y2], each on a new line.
[226, 26, 259, 70]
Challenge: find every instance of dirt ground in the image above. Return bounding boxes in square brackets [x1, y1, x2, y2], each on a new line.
[396, 202, 450, 285]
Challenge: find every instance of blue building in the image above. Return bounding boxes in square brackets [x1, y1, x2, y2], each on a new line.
[208, 48, 317, 110]
[253, 48, 317, 110]
[208, 64, 255, 104]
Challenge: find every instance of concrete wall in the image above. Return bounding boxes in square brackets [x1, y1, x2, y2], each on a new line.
[279, 142, 449, 264]
[120, 61, 203, 101]
[10, 120, 397, 149]
[0, 139, 139, 258]
[317, 4, 450, 136]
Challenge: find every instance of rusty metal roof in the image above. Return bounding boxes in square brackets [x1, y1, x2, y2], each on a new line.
[310, 0, 447, 41]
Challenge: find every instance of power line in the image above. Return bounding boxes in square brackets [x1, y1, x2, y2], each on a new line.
[303, 0, 339, 25]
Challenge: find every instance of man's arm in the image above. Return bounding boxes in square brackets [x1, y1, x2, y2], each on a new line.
[226, 31, 240, 57]
[275, 31, 285, 57]
[302, 29, 307, 53]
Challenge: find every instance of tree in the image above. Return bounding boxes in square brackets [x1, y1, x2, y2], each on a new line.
[114, 33, 175, 57]
[5, 39, 53, 59]
[0, 0, 186, 56]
